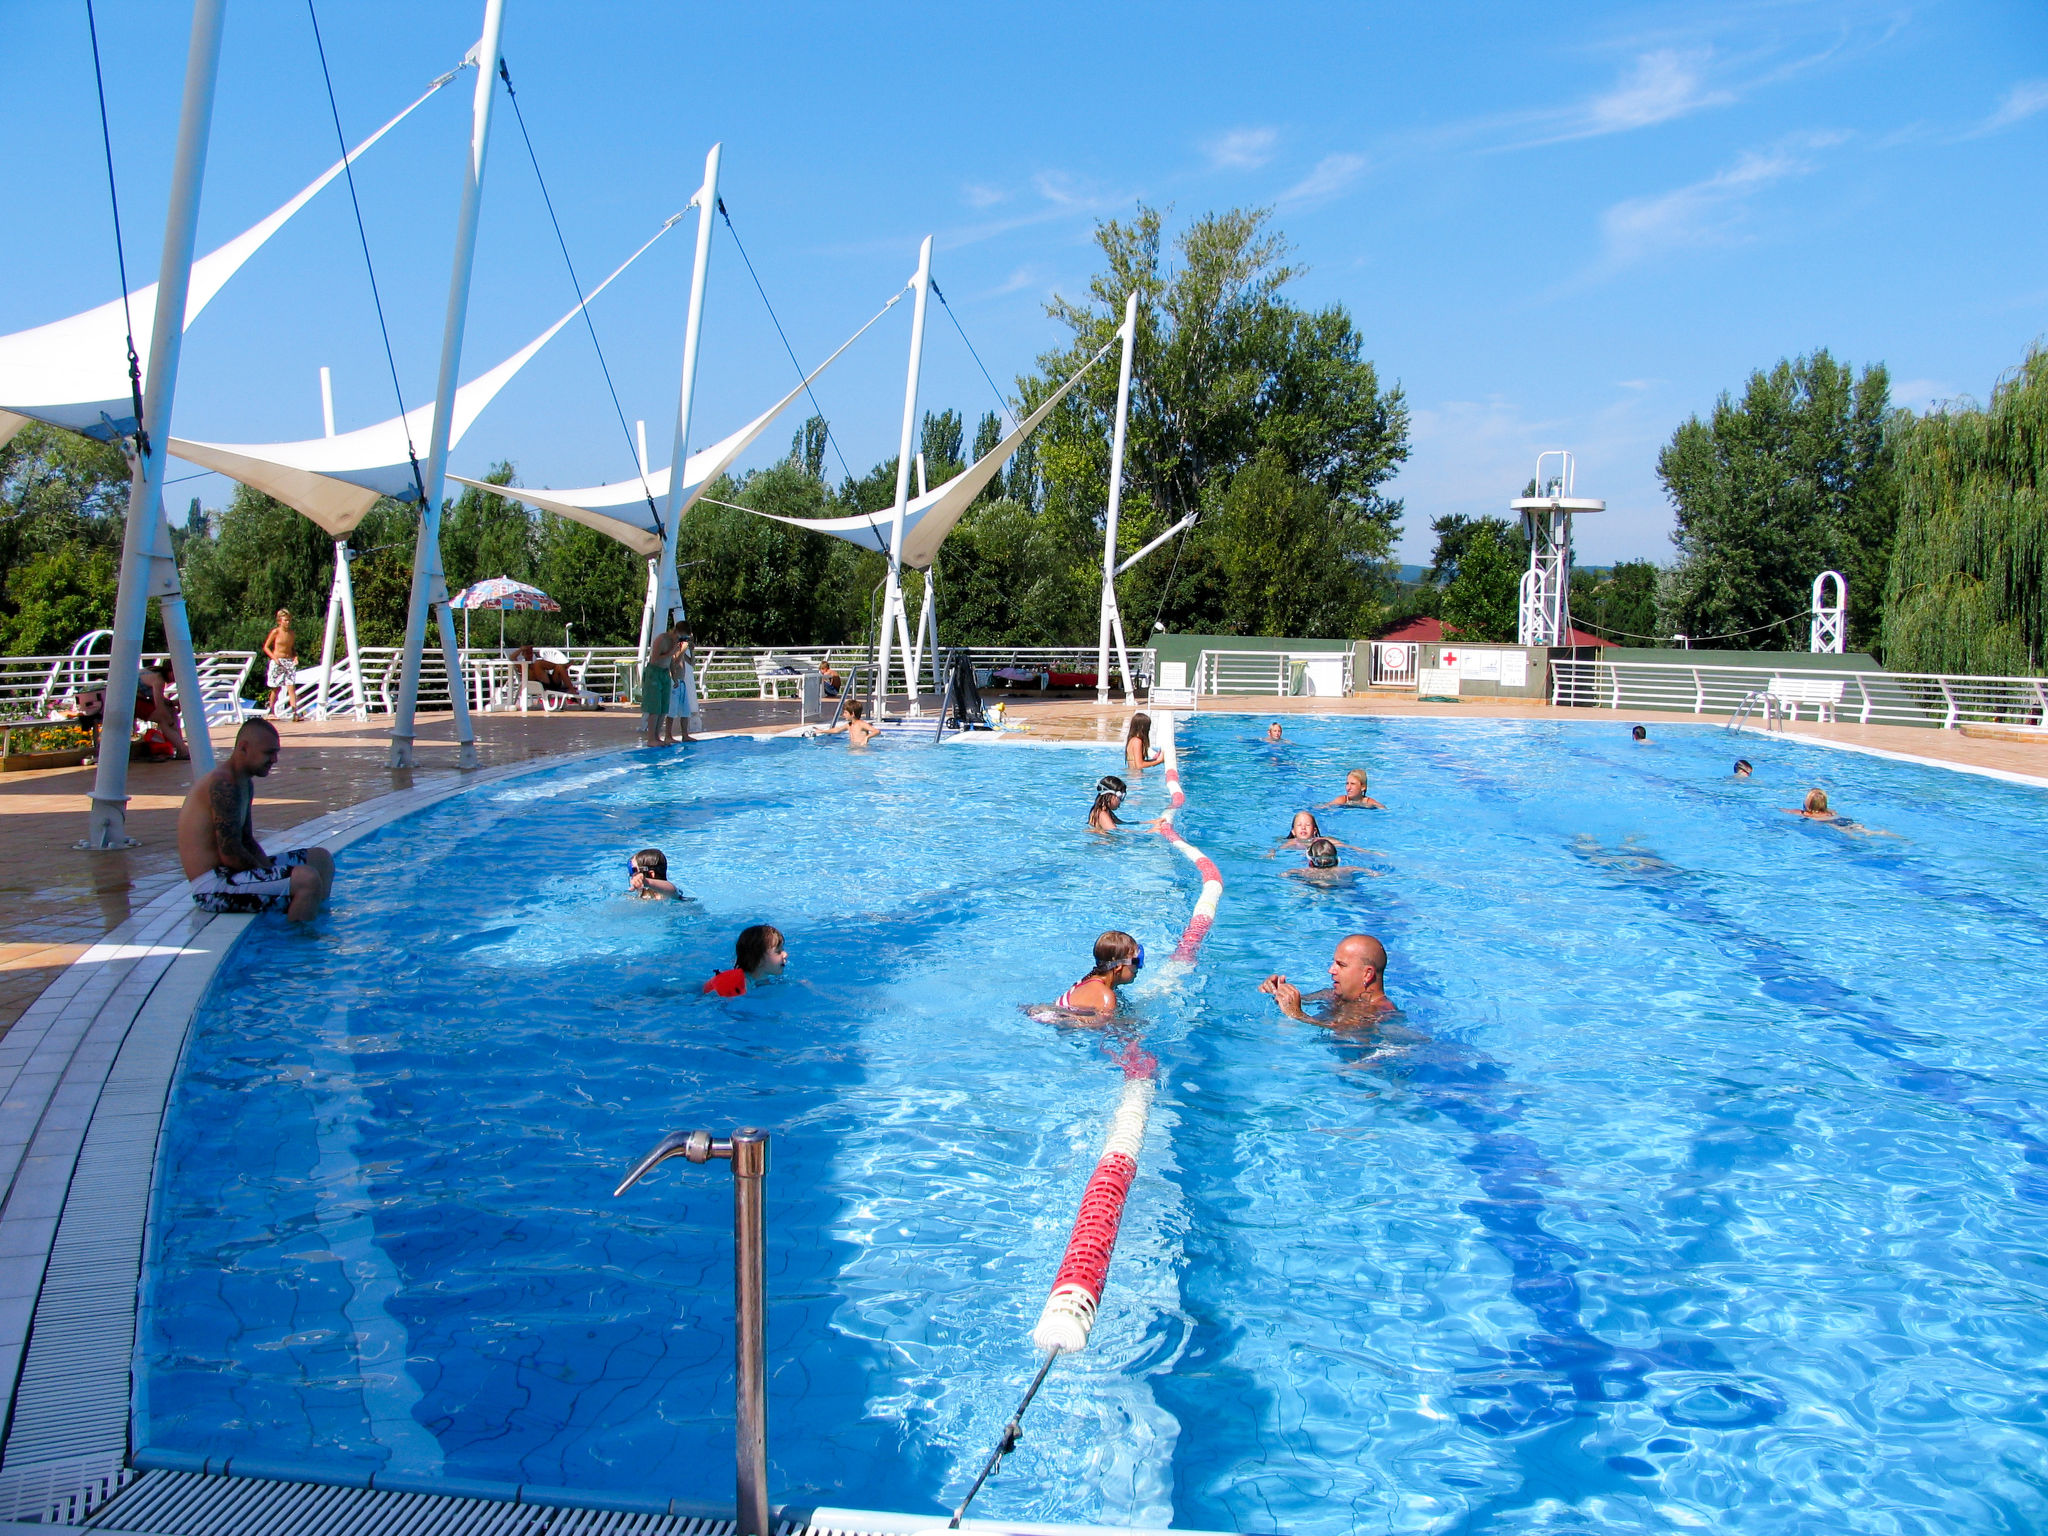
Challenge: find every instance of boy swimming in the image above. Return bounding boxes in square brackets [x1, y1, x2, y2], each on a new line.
[703, 925, 789, 996]
[628, 847, 681, 899]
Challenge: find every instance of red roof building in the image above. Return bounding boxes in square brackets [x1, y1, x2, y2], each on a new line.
[1370, 615, 1612, 648]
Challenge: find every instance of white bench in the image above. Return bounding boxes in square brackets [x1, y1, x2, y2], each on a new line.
[1767, 675, 1845, 723]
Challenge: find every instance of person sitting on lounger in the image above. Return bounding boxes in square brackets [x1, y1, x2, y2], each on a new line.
[1322, 769, 1385, 809]
[704, 924, 788, 997]
[1126, 713, 1164, 770]
[1260, 933, 1396, 1031]
[628, 847, 681, 899]
[510, 644, 577, 696]
[1048, 930, 1143, 1018]
[176, 719, 333, 921]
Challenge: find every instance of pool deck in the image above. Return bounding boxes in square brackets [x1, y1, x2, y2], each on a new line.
[3, 692, 2043, 1033]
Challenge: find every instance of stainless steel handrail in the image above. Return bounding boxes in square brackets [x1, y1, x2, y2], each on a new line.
[616, 1127, 771, 1536]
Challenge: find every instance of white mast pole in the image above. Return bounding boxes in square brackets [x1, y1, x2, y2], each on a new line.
[874, 235, 932, 716]
[83, 0, 227, 850]
[314, 366, 343, 719]
[905, 453, 929, 697]
[1097, 291, 1138, 705]
[388, 0, 507, 770]
[654, 143, 721, 635]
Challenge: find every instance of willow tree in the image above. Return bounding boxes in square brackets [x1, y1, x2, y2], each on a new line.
[1881, 348, 2048, 676]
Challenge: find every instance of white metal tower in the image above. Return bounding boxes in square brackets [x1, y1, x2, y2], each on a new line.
[1511, 450, 1604, 647]
[1810, 570, 1847, 654]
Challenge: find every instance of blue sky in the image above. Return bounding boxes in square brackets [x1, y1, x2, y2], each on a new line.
[5, 1, 2045, 564]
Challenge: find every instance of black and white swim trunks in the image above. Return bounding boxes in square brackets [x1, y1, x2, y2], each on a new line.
[189, 849, 312, 915]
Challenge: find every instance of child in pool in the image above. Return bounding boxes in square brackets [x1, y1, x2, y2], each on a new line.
[1125, 714, 1164, 769]
[628, 848, 681, 899]
[1271, 810, 1364, 855]
[704, 924, 789, 997]
[1088, 788, 1126, 832]
[1049, 930, 1143, 1017]
[1282, 836, 1381, 885]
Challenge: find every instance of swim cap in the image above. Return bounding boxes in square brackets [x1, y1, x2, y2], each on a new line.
[1307, 838, 1340, 869]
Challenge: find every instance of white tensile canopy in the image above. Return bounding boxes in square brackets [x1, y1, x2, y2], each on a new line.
[0, 63, 462, 447]
[449, 292, 904, 555]
[748, 331, 1116, 570]
[167, 212, 681, 535]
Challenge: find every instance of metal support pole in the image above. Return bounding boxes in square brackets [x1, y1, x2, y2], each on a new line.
[874, 236, 932, 718]
[905, 454, 929, 712]
[1097, 291, 1137, 705]
[149, 542, 214, 775]
[83, 0, 227, 850]
[616, 1126, 772, 1536]
[389, 0, 506, 770]
[654, 144, 722, 633]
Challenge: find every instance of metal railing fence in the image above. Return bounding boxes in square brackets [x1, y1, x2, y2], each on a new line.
[1196, 649, 1354, 698]
[1, 650, 258, 727]
[1551, 658, 2048, 730]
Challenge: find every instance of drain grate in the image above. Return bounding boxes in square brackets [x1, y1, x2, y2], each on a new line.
[84, 1470, 827, 1536]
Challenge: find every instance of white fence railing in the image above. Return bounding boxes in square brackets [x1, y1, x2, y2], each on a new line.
[1, 649, 259, 728]
[1551, 659, 2048, 731]
[1196, 649, 1354, 698]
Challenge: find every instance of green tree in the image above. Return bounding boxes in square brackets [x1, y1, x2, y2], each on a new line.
[0, 422, 130, 654]
[180, 482, 336, 650]
[535, 510, 642, 645]
[1657, 351, 1898, 650]
[676, 462, 842, 645]
[1439, 521, 1521, 642]
[1426, 514, 1527, 586]
[1026, 204, 1409, 636]
[938, 496, 1096, 644]
[1213, 452, 1382, 637]
[1882, 346, 2048, 675]
[1574, 560, 1662, 644]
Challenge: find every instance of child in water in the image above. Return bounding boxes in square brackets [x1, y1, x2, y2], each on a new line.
[704, 924, 789, 997]
[1050, 930, 1143, 1017]
[1283, 836, 1380, 885]
[628, 848, 681, 899]
[1088, 788, 1126, 832]
[1271, 810, 1364, 854]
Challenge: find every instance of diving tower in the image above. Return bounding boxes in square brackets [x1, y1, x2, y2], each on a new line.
[1511, 450, 1603, 647]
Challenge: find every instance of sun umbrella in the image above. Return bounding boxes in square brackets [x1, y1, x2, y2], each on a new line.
[448, 577, 561, 651]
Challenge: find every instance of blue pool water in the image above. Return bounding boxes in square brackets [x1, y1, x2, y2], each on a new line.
[145, 720, 2048, 1532]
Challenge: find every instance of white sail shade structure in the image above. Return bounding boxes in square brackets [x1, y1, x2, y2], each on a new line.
[0, 62, 465, 441]
[167, 211, 683, 537]
[450, 290, 905, 556]
[749, 331, 1117, 571]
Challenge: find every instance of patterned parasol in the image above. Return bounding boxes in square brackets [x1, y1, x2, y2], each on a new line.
[448, 577, 561, 611]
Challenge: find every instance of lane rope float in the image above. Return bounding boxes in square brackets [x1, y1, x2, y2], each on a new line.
[951, 711, 1221, 1526]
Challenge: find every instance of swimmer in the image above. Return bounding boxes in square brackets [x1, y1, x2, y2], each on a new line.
[1259, 933, 1395, 1031]
[703, 924, 788, 997]
[1322, 769, 1386, 810]
[627, 847, 680, 899]
[1088, 788, 1126, 832]
[1048, 930, 1143, 1018]
[1782, 787, 1897, 836]
[1266, 721, 1284, 743]
[1733, 759, 1753, 779]
[1270, 810, 1364, 855]
[1282, 837, 1381, 885]
[1632, 724, 1649, 742]
[1126, 713, 1164, 770]
[1096, 774, 1128, 797]
[825, 696, 879, 747]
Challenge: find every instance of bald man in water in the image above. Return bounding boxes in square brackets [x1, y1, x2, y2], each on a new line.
[1259, 933, 1395, 1030]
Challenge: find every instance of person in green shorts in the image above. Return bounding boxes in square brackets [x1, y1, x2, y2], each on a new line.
[642, 624, 676, 746]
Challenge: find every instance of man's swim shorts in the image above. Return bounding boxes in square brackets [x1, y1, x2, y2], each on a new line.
[189, 849, 313, 915]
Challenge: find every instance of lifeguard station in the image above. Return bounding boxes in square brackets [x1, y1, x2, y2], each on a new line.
[1512, 450, 1604, 647]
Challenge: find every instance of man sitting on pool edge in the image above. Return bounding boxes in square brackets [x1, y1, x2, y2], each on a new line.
[1259, 933, 1395, 1030]
[177, 718, 333, 921]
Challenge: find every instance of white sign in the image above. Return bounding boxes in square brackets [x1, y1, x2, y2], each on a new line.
[1500, 652, 1529, 688]
[1149, 686, 1197, 708]
[1440, 647, 1501, 681]
[1417, 667, 1461, 698]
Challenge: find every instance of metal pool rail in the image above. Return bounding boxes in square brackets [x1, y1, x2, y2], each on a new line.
[1551, 657, 2048, 730]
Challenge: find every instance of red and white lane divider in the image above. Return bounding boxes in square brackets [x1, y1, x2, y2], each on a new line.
[953, 713, 1222, 1525]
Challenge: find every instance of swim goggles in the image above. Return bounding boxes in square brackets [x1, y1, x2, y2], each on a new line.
[1132, 943, 1145, 972]
[1309, 846, 1340, 868]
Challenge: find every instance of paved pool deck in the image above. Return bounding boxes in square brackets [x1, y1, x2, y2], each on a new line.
[3, 692, 2043, 1031]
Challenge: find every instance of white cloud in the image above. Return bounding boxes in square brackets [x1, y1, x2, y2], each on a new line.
[1889, 377, 1959, 412]
[1597, 133, 1841, 270]
[1276, 152, 1370, 208]
[1202, 126, 1279, 170]
[1487, 48, 1737, 151]
[962, 183, 1008, 209]
[1964, 79, 2048, 139]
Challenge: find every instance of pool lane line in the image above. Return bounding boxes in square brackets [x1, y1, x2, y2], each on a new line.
[955, 715, 1212, 1525]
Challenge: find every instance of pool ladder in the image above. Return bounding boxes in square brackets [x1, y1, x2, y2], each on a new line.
[616, 1128, 772, 1536]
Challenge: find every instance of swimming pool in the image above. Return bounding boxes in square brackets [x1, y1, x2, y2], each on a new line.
[144, 719, 2048, 1533]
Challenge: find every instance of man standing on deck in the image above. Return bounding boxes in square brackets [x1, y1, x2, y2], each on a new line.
[1260, 933, 1395, 1030]
[177, 719, 333, 921]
